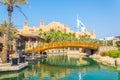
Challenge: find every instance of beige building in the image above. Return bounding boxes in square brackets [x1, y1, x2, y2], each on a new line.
[75, 29, 96, 39]
[19, 21, 96, 39]
[39, 21, 74, 33]
[19, 21, 39, 35]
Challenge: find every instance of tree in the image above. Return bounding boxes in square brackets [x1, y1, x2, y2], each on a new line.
[116, 41, 120, 50]
[0, 0, 28, 63]
[0, 21, 19, 40]
[0, 26, 6, 37]
[0, 21, 18, 57]
[39, 29, 43, 37]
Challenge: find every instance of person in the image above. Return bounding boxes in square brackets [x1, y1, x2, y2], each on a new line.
[22, 50, 25, 55]
[19, 49, 26, 63]
[0, 57, 2, 63]
[7, 53, 9, 63]
[11, 53, 14, 58]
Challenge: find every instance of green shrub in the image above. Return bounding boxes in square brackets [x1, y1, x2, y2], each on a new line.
[105, 50, 120, 58]
[116, 41, 120, 50]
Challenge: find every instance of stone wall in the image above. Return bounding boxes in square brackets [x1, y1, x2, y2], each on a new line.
[97, 46, 118, 55]
[90, 54, 120, 66]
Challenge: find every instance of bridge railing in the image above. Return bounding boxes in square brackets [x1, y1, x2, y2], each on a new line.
[25, 41, 100, 53]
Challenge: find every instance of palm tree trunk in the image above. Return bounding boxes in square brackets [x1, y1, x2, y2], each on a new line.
[1, 5, 12, 63]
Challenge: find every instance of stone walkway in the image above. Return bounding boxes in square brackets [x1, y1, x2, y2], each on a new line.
[0, 62, 28, 72]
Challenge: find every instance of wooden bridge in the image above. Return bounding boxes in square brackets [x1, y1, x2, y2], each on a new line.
[25, 41, 99, 53]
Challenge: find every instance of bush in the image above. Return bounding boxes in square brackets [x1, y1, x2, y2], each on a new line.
[105, 50, 120, 58]
[116, 41, 120, 50]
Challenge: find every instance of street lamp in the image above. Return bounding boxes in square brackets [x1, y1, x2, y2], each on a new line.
[32, 41, 34, 59]
[38, 40, 40, 57]
[17, 39, 26, 63]
[11, 39, 21, 66]
[16, 39, 21, 53]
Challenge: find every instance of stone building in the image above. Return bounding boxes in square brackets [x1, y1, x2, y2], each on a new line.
[19, 21, 39, 35]
[19, 21, 96, 39]
[39, 21, 74, 33]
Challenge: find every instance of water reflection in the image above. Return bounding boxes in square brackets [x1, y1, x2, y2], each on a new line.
[0, 69, 26, 80]
[0, 57, 120, 80]
[41, 54, 97, 67]
[25, 61, 101, 80]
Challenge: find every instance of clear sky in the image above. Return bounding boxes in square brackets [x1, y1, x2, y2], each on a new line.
[0, 0, 120, 39]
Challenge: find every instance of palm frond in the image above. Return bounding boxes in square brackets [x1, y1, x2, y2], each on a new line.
[16, 0, 27, 4]
[15, 4, 21, 9]
[10, 0, 16, 4]
[25, 1, 31, 9]
[15, 5, 28, 20]
[0, 0, 4, 4]
[4, 0, 10, 5]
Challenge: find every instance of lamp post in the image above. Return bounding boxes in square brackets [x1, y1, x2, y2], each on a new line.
[16, 39, 21, 54]
[16, 39, 22, 61]
[38, 40, 40, 57]
[11, 39, 21, 66]
[32, 41, 34, 59]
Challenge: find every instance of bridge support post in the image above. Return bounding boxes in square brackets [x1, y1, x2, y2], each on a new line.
[38, 51, 40, 57]
[32, 52, 34, 59]
[67, 47, 70, 54]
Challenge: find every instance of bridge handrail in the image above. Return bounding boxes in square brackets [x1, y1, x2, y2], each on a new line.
[25, 41, 100, 53]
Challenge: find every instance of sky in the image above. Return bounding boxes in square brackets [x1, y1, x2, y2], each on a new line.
[0, 0, 120, 39]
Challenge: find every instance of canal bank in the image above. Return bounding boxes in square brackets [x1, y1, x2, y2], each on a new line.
[0, 56, 28, 72]
[90, 54, 120, 68]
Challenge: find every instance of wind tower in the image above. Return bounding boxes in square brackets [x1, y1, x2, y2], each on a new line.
[23, 21, 28, 30]
[23, 21, 29, 34]
[40, 20, 45, 28]
[91, 30, 96, 39]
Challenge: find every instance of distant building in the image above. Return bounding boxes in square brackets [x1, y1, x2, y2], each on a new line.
[104, 36, 120, 46]
[104, 36, 120, 40]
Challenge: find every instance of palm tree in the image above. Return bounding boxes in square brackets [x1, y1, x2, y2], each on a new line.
[0, 0, 28, 63]
[0, 21, 19, 40]
[0, 23, 6, 37]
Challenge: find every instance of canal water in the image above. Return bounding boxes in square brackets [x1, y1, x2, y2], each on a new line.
[0, 55, 120, 80]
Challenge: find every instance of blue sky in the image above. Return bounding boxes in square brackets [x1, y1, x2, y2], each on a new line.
[0, 0, 120, 39]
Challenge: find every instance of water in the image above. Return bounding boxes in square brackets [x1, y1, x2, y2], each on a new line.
[0, 55, 120, 80]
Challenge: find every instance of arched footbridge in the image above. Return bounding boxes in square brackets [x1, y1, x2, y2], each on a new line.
[25, 41, 100, 53]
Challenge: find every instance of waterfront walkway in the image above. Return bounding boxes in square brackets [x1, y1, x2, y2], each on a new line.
[0, 62, 28, 72]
